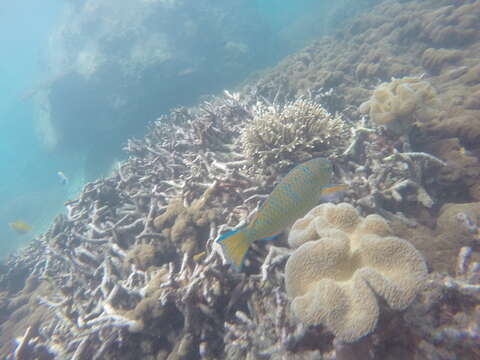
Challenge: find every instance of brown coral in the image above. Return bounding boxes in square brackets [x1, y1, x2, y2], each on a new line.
[421, 48, 462, 75]
[359, 76, 439, 135]
[124, 243, 160, 271]
[422, 3, 480, 46]
[153, 186, 218, 254]
[422, 138, 480, 201]
[436, 202, 480, 244]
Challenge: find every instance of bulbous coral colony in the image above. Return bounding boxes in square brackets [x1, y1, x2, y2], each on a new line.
[2, 0, 480, 359]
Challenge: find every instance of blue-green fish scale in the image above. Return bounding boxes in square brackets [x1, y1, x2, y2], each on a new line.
[247, 158, 333, 241]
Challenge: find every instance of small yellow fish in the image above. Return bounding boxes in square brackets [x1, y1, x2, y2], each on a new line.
[9, 220, 32, 234]
[217, 157, 346, 270]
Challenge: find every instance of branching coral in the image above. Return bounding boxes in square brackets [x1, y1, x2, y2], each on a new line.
[403, 247, 480, 360]
[338, 120, 446, 218]
[285, 203, 428, 343]
[241, 98, 350, 174]
[223, 282, 315, 360]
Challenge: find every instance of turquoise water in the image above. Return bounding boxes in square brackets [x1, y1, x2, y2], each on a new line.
[0, 1, 71, 256]
[256, 0, 323, 31]
[255, 0, 339, 55]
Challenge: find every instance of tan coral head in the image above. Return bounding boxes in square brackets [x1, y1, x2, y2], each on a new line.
[285, 203, 428, 343]
[358, 76, 438, 136]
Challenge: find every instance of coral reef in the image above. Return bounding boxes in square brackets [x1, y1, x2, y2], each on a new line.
[249, 0, 480, 190]
[338, 119, 447, 217]
[0, 92, 260, 359]
[285, 203, 427, 342]
[2, 88, 479, 359]
[403, 247, 480, 360]
[2, 0, 480, 359]
[421, 138, 480, 201]
[241, 98, 350, 174]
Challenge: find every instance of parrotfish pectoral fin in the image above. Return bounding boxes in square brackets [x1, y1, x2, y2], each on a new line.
[217, 228, 251, 271]
[321, 184, 347, 195]
[320, 184, 347, 198]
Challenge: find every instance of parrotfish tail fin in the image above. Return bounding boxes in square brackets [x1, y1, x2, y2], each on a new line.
[320, 184, 347, 198]
[217, 227, 251, 271]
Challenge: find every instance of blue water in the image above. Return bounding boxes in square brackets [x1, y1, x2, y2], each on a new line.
[256, 0, 321, 32]
[0, 1, 71, 256]
[255, 0, 337, 55]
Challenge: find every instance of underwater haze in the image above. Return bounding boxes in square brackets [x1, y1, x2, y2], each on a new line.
[2, 0, 480, 359]
[0, 0, 370, 258]
[0, 1, 70, 257]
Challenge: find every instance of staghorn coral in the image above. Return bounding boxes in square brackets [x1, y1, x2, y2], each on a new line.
[285, 203, 428, 343]
[223, 280, 317, 360]
[358, 76, 439, 135]
[402, 247, 480, 360]
[338, 119, 447, 217]
[241, 98, 350, 174]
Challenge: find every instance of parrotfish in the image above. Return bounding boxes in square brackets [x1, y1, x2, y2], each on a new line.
[217, 157, 345, 270]
[9, 220, 32, 234]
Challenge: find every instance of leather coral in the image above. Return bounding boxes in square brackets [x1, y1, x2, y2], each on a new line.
[285, 203, 428, 342]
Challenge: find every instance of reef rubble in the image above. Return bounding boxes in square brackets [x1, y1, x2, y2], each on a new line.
[2, 0, 480, 358]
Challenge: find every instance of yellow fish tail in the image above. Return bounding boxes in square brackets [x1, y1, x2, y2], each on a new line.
[217, 228, 252, 271]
